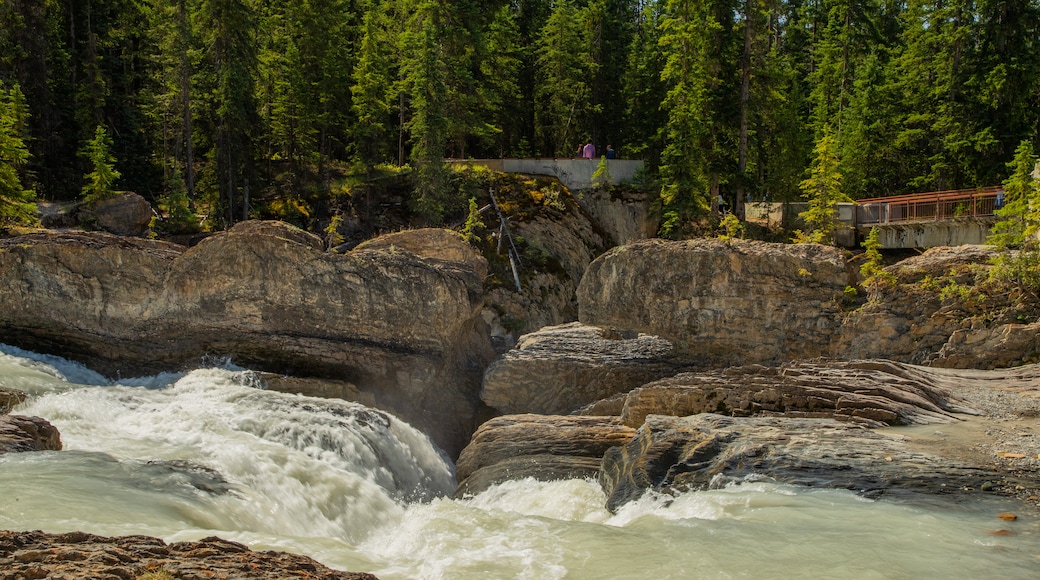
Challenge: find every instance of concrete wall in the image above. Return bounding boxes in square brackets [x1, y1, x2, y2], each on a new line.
[861, 219, 996, 249]
[449, 158, 644, 191]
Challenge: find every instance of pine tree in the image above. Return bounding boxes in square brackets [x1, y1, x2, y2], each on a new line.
[534, 0, 594, 157]
[657, 0, 739, 236]
[398, 0, 451, 222]
[795, 128, 851, 244]
[989, 140, 1039, 248]
[194, 0, 259, 226]
[0, 81, 36, 225]
[351, 2, 395, 170]
[81, 124, 121, 203]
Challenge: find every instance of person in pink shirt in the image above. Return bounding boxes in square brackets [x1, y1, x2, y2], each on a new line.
[582, 140, 596, 159]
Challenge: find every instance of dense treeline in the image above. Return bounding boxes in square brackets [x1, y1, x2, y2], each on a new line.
[1, 0, 1038, 233]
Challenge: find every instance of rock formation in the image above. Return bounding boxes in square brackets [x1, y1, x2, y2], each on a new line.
[838, 244, 1040, 368]
[0, 414, 62, 455]
[577, 238, 853, 366]
[0, 221, 493, 457]
[0, 387, 26, 414]
[82, 192, 155, 237]
[598, 413, 993, 512]
[455, 359, 1038, 510]
[603, 359, 977, 428]
[0, 531, 376, 579]
[481, 322, 693, 415]
[454, 414, 637, 497]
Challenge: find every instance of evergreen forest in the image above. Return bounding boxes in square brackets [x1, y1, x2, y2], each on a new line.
[1, 0, 1039, 236]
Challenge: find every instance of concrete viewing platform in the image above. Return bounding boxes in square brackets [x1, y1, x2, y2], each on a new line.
[448, 158, 644, 191]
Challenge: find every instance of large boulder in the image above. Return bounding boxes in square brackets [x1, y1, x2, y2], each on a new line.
[0, 415, 62, 454]
[0, 221, 493, 457]
[79, 192, 154, 237]
[454, 414, 637, 497]
[577, 239, 852, 366]
[481, 322, 692, 415]
[598, 413, 994, 512]
[0, 531, 376, 579]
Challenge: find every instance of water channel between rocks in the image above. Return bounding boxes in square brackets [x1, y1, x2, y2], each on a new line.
[1, 344, 1038, 579]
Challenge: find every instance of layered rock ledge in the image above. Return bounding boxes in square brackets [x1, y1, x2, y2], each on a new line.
[0, 222, 493, 456]
[457, 360, 1040, 510]
[0, 531, 376, 579]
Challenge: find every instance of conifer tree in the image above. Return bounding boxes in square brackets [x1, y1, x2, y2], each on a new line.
[351, 2, 395, 170]
[534, 0, 594, 156]
[0, 81, 36, 225]
[795, 129, 851, 244]
[81, 124, 121, 203]
[989, 140, 1039, 248]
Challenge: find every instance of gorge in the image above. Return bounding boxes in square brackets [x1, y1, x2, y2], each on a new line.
[2, 215, 1039, 578]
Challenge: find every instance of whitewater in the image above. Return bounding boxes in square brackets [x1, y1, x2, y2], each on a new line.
[1, 343, 1037, 579]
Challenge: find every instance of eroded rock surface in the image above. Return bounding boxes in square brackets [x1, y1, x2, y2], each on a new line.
[0, 531, 376, 579]
[454, 414, 637, 497]
[608, 359, 977, 428]
[0, 387, 27, 414]
[0, 220, 493, 456]
[481, 322, 692, 415]
[598, 413, 993, 512]
[577, 239, 852, 366]
[0, 415, 62, 454]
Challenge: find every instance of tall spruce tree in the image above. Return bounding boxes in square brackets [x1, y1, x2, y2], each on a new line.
[534, 0, 595, 157]
[0, 81, 35, 225]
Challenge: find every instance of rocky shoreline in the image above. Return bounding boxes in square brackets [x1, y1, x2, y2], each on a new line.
[0, 531, 376, 580]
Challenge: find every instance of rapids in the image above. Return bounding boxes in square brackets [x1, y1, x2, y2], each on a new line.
[1, 344, 1038, 578]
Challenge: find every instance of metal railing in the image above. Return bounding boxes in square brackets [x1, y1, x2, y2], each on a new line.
[857, 186, 1004, 225]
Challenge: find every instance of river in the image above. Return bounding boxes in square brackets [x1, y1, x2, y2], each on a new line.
[1, 344, 1037, 579]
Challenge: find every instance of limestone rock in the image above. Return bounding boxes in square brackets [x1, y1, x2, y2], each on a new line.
[933, 322, 1040, 369]
[611, 359, 975, 428]
[354, 228, 488, 281]
[0, 531, 376, 579]
[577, 187, 657, 246]
[577, 239, 852, 366]
[599, 413, 993, 512]
[480, 188, 610, 345]
[481, 322, 692, 415]
[80, 192, 154, 237]
[0, 415, 62, 454]
[0, 221, 493, 457]
[0, 387, 27, 414]
[454, 414, 637, 497]
[837, 245, 1005, 365]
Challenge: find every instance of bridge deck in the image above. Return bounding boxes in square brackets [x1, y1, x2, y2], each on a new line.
[857, 186, 1003, 225]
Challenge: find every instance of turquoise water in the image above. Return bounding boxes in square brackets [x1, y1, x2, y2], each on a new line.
[1, 344, 1037, 579]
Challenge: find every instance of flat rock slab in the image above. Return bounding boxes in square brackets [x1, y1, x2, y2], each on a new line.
[611, 359, 978, 428]
[599, 413, 995, 512]
[0, 415, 62, 455]
[0, 531, 377, 579]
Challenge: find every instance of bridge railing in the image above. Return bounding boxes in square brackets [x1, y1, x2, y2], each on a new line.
[856, 186, 1004, 226]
